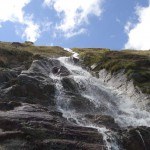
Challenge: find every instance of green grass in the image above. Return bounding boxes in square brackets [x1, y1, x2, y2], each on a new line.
[0, 41, 70, 69]
[73, 48, 150, 94]
[0, 41, 70, 57]
[72, 48, 110, 66]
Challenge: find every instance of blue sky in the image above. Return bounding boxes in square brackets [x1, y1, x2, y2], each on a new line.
[0, 0, 150, 50]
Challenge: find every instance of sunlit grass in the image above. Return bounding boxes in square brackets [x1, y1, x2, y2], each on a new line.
[0, 41, 70, 69]
[74, 48, 150, 94]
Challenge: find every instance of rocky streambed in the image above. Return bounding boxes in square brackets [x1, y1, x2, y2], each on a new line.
[0, 55, 150, 150]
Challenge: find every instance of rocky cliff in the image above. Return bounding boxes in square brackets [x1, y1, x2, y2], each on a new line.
[98, 69, 150, 112]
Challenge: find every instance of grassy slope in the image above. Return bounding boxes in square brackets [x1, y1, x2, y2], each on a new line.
[0, 41, 70, 70]
[73, 48, 150, 94]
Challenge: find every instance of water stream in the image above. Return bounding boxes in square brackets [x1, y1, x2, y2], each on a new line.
[49, 49, 150, 149]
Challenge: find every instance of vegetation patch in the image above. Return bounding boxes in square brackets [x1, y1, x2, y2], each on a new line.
[73, 48, 150, 94]
[0, 41, 70, 70]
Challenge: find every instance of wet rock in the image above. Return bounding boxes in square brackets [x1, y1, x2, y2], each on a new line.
[2, 59, 62, 106]
[0, 103, 105, 150]
[52, 66, 59, 74]
[37, 139, 105, 150]
[1, 55, 150, 150]
[49, 111, 63, 117]
[0, 101, 21, 111]
[0, 70, 18, 84]
[61, 77, 79, 93]
[0, 139, 33, 150]
[72, 56, 79, 63]
[122, 126, 150, 150]
[85, 114, 120, 131]
[8, 74, 55, 106]
[58, 66, 70, 76]
[52, 66, 70, 77]
[68, 96, 97, 113]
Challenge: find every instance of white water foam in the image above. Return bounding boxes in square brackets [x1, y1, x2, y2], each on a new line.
[58, 56, 150, 127]
[49, 48, 150, 149]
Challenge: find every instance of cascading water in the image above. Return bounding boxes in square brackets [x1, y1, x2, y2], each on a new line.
[49, 48, 150, 150]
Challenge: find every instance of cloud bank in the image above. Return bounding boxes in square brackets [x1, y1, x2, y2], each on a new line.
[44, 0, 104, 38]
[125, 3, 150, 50]
[0, 0, 40, 42]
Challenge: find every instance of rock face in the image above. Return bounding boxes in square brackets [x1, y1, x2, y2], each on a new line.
[85, 114, 120, 131]
[122, 127, 150, 150]
[0, 57, 106, 150]
[0, 103, 104, 150]
[0, 57, 150, 150]
[98, 69, 150, 111]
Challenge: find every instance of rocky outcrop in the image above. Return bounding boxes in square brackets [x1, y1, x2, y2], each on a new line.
[0, 56, 150, 150]
[85, 114, 120, 131]
[0, 103, 105, 150]
[98, 69, 150, 111]
[1, 58, 69, 105]
[122, 126, 150, 150]
[0, 57, 106, 149]
[0, 70, 18, 83]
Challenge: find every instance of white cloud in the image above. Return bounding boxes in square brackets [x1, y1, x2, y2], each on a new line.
[124, 3, 150, 50]
[44, 0, 104, 38]
[124, 22, 133, 33]
[116, 17, 121, 24]
[0, 0, 40, 42]
[22, 20, 40, 42]
[65, 28, 87, 38]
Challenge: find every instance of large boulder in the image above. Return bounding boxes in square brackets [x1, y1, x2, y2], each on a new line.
[1, 58, 71, 106]
[8, 74, 55, 106]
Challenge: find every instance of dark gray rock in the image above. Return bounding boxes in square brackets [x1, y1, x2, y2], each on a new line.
[122, 126, 150, 150]
[85, 114, 120, 131]
[1, 56, 150, 150]
[0, 58, 68, 105]
[0, 101, 21, 111]
[0, 70, 18, 84]
[61, 77, 79, 93]
[0, 103, 105, 150]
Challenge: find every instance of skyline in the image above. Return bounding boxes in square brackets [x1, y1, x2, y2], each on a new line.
[0, 0, 150, 50]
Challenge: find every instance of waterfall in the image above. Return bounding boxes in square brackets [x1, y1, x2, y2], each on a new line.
[49, 49, 150, 149]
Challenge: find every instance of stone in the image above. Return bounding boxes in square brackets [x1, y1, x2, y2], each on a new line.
[91, 63, 98, 70]
[61, 77, 79, 93]
[0, 103, 105, 150]
[85, 114, 120, 131]
[0, 101, 21, 111]
[122, 126, 150, 150]
[0, 70, 18, 84]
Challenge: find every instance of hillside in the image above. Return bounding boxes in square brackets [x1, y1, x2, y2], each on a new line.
[0, 42, 150, 94]
[0, 41, 70, 71]
[73, 48, 150, 94]
[0, 41, 150, 150]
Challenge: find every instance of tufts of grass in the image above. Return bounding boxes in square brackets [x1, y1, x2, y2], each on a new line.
[0, 41, 71, 57]
[0, 41, 71, 69]
[74, 48, 150, 94]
